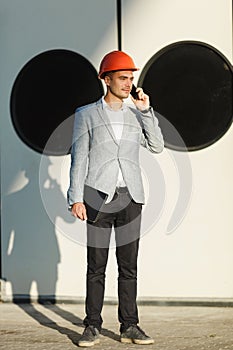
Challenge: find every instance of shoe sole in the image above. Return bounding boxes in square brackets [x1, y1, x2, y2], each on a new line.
[121, 338, 154, 345]
[78, 339, 100, 347]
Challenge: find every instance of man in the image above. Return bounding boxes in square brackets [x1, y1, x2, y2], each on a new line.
[67, 50, 164, 347]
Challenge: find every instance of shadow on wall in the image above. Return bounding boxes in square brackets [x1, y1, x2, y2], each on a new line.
[2, 154, 119, 344]
[3, 156, 75, 303]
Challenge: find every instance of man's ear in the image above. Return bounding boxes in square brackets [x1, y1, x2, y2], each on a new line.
[104, 75, 111, 86]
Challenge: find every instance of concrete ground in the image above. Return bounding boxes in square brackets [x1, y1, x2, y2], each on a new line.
[0, 303, 233, 350]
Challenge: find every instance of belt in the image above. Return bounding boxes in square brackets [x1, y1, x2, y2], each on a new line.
[115, 186, 128, 193]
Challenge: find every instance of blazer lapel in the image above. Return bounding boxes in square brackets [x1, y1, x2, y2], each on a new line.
[96, 99, 135, 146]
[96, 101, 118, 145]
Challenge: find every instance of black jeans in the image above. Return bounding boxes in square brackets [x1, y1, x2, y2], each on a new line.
[83, 189, 142, 332]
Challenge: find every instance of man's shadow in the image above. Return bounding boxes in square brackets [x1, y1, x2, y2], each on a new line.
[3, 156, 119, 344]
[17, 303, 83, 346]
[43, 304, 120, 342]
[3, 157, 74, 303]
[17, 303, 119, 345]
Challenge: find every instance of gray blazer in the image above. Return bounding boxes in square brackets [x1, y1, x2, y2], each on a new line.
[67, 98, 164, 205]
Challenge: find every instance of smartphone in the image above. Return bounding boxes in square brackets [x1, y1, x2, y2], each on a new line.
[131, 84, 139, 100]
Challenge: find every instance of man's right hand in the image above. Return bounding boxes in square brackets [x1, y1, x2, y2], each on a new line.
[71, 202, 87, 221]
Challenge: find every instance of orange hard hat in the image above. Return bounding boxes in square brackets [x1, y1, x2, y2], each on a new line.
[98, 50, 139, 79]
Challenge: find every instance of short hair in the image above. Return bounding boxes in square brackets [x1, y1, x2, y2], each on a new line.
[102, 71, 114, 79]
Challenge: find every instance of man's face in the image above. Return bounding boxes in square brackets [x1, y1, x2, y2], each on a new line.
[105, 71, 134, 100]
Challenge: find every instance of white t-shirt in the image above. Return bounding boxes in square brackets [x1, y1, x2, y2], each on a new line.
[102, 97, 126, 187]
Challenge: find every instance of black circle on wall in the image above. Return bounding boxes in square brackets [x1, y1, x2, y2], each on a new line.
[138, 41, 233, 151]
[10, 49, 104, 155]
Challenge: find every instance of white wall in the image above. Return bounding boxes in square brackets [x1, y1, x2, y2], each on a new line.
[1, 0, 233, 302]
[0, 0, 117, 301]
[122, 0, 233, 298]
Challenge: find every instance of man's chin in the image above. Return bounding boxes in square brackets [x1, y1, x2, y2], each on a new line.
[122, 92, 130, 98]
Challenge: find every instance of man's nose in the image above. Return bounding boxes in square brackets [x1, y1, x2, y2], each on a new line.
[126, 79, 132, 87]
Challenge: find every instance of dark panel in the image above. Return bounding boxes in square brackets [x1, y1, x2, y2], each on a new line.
[139, 41, 233, 151]
[117, 0, 122, 50]
[10, 49, 103, 155]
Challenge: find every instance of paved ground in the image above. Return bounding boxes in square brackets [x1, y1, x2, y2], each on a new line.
[1, 303, 233, 350]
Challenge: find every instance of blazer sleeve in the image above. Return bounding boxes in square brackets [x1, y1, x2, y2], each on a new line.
[138, 107, 164, 153]
[67, 109, 89, 205]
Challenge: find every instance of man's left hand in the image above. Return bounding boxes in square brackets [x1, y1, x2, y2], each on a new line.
[131, 87, 150, 111]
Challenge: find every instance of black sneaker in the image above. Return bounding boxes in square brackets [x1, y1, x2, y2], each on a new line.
[120, 325, 154, 345]
[78, 325, 100, 347]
